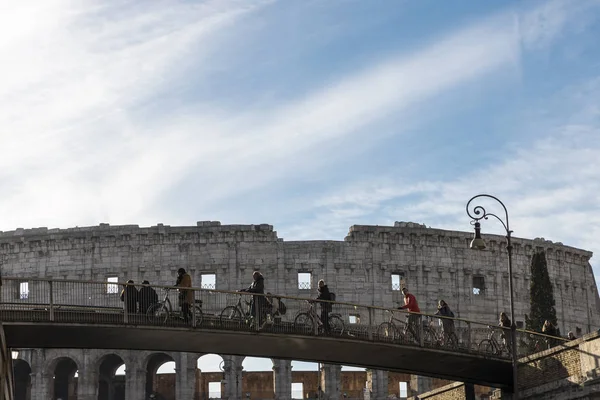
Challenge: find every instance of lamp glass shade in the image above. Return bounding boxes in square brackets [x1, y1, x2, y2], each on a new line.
[470, 237, 487, 250]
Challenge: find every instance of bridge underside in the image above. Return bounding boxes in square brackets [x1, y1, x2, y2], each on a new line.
[3, 322, 512, 389]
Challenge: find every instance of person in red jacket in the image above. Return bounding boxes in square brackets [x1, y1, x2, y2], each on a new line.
[399, 287, 421, 341]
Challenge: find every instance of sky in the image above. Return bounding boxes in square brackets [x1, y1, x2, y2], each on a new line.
[2, 0, 600, 374]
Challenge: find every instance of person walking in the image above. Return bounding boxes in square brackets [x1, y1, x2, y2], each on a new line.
[176, 268, 193, 324]
[316, 279, 333, 334]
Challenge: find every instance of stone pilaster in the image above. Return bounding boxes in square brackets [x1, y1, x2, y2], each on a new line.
[125, 356, 145, 400]
[175, 352, 198, 400]
[77, 351, 99, 400]
[320, 364, 341, 400]
[409, 375, 433, 396]
[366, 369, 388, 400]
[272, 359, 292, 400]
[223, 355, 243, 400]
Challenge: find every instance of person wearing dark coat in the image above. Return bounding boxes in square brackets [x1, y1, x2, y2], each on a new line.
[120, 280, 138, 314]
[434, 300, 455, 335]
[138, 280, 159, 314]
[316, 279, 333, 334]
[240, 271, 266, 324]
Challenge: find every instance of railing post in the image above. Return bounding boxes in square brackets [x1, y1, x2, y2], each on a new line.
[192, 290, 197, 328]
[49, 281, 54, 322]
[418, 315, 424, 347]
[254, 295, 260, 332]
[466, 321, 471, 351]
[368, 307, 374, 340]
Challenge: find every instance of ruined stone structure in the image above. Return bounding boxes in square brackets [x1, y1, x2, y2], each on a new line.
[2, 221, 599, 399]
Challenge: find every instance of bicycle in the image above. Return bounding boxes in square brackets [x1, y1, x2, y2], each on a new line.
[146, 288, 203, 325]
[377, 310, 408, 342]
[219, 294, 255, 328]
[478, 326, 510, 356]
[293, 300, 344, 336]
[422, 316, 459, 349]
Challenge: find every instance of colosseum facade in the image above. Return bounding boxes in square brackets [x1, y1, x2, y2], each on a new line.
[2, 221, 599, 399]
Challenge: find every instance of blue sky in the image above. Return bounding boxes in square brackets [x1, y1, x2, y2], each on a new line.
[2, 0, 600, 373]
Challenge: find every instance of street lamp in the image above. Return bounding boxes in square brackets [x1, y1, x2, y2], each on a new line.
[466, 194, 518, 398]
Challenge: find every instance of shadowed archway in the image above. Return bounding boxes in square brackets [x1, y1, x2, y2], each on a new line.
[146, 353, 175, 400]
[53, 357, 78, 400]
[97, 354, 125, 400]
[13, 359, 31, 400]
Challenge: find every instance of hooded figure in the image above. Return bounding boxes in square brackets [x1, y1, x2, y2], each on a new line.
[120, 280, 138, 314]
[240, 271, 266, 324]
[139, 280, 159, 314]
[316, 279, 333, 333]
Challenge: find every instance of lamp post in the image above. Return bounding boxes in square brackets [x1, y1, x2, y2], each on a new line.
[466, 194, 518, 398]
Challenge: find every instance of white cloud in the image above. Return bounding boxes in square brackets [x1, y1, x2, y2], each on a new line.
[0, 0, 597, 233]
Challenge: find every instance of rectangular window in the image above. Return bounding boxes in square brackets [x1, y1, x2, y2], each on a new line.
[391, 273, 404, 291]
[349, 314, 361, 324]
[201, 273, 216, 289]
[298, 272, 311, 290]
[107, 276, 119, 294]
[291, 383, 304, 399]
[472, 276, 485, 295]
[399, 382, 408, 398]
[516, 321, 524, 329]
[208, 382, 221, 399]
[19, 282, 29, 300]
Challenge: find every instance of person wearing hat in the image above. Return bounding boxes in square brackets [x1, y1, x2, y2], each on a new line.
[139, 280, 159, 314]
[176, 268, 193, 323]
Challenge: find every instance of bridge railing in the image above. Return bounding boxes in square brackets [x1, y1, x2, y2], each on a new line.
[0, 278, 564, 359]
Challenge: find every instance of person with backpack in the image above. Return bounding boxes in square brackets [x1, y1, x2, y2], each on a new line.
[138, 280, 159, 314]
[316, 279, 333, 334]
[434, 300, 455, 336]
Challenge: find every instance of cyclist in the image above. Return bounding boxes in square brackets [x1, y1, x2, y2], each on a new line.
[499, 312, 512, 352]
[240, 271, 266, 325]
[399, 287, 420, 340]
[434, 300, 455, 340]
[316, 279, 333, 334]
[176, 268, 193, 323]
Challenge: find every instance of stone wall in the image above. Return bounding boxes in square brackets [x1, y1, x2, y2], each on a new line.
[407, 331, 600, 399]
[1, 221, 597, 333]
[2, 220, 599, 399]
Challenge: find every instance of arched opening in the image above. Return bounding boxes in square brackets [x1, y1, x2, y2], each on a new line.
[146, 353, 175, 400]
[13, 359, 31, 400]
[291, 361, 319, 400]
[197, 354, 224, 400]
[242, 357, 274, 399]
[53, 358, 78, 400]
[341, 366, 367, 399]
[97, 354, 125, 400]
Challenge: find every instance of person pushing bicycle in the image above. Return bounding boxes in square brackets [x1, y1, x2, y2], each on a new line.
[399, 287, 421, 341]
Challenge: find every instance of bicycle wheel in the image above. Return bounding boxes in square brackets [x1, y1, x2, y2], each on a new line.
[294, 312, 314, 334]
[220, 306, 242, 329]
[147, 303, 169, 324]
[192, 305, 203, 327]
[478, 339, 496, 355]
[377, 322, 400, 342]
[329, 315, 344, 336]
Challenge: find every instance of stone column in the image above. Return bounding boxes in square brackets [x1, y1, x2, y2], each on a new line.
[175, 352, 198, 400]
[77, 354, 99, 400]
[366, 369, 388, 400]
[409, 375, 433, 397]
[272, 359, 292, 400]
[223, 355, 243, 400]
[320, 364, 341, 400]
[28, 350, 49, 399]
[125, 357, 145, 400]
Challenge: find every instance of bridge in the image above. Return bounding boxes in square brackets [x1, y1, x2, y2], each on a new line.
[0, 277, 558, 398]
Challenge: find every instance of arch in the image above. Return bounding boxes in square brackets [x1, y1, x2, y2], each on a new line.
[97, 353, 125, 400]
[197, 354, 225, 399]
[145, 353, 175, 400]
[241, 356, 275, 372]
[51, 357, 78, 400]
[13, 359, 31, 400]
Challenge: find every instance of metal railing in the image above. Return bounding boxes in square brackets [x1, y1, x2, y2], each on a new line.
[0, 277, 566, 360]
